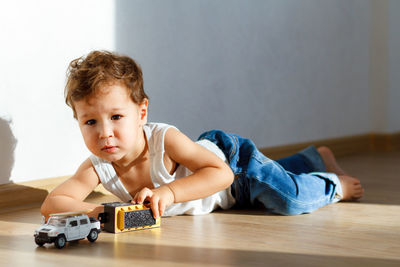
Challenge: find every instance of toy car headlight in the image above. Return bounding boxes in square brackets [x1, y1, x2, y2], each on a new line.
[48, 231, 58, 237]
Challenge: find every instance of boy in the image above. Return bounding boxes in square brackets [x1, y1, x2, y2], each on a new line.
[41, 51, 363, 219]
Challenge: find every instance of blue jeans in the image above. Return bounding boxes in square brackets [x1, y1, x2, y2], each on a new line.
[276, 145, 326, 174]
[198, 130, 343, 215]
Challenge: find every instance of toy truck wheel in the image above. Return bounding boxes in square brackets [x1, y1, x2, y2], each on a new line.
[87, 229, 98, 242]
[35, 237, 44, 247]
[54, 235, 66, 249]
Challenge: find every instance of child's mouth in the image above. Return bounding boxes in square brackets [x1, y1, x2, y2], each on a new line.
[102, 146, 117, 153]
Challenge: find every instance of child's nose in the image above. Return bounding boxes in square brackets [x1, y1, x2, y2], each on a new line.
[99, 123, 113, 139]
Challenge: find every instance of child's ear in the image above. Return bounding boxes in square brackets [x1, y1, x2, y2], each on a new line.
[139, 99, 149, 122]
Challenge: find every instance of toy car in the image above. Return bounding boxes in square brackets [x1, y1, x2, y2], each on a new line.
[34, 211, 101, 249]
[98, 202, 160, 233]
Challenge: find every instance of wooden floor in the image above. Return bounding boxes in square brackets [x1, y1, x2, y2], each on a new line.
[0, 151, 399, 267]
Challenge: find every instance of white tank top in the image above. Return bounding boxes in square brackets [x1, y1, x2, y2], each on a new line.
[90, 122, 236, 216]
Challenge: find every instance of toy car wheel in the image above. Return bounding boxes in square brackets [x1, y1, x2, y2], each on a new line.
[54, 235, 66, 249]
[35, 237, 44, 247]
[87, 229, 98, 242]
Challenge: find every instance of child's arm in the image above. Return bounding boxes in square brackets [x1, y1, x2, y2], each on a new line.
[40, 158, 104, 220]
[133, 128, 234, 218]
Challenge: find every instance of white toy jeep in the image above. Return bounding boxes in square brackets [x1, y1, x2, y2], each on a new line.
[34, 211, 101, 249]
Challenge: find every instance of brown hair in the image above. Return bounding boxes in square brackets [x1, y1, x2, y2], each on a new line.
[65, 50, 148, 118]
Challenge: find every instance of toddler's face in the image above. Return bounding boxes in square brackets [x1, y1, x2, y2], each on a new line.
[74, 84, 148, 164]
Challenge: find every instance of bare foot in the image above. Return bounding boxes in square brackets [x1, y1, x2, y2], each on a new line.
[338, 175, 364, 201]
[317, 146, 346, 175]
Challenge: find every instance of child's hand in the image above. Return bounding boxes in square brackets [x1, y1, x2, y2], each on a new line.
[132, 185, 175, 219]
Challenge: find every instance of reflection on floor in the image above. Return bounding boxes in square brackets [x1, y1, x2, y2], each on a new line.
[0, 151, 399, 266]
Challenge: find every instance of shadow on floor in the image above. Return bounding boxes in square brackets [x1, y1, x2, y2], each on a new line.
[0, 183, 48, 211]
[338, 151, 400, 205]
[0, 117, 17, 185]
[1, 234, 398, 267]
[0, 184, 113, 224]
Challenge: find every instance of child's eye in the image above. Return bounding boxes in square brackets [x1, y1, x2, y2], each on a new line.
[111, 115, 122, 120]
[85, 119, 96, 125]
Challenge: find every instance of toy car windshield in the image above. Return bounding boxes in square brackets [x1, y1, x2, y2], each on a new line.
[47, 217, 66, 227]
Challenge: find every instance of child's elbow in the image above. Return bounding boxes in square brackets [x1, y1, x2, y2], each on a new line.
[222, 163, 234, 188]
[40, 201, 48, 218]
[40, 195, 52, 218]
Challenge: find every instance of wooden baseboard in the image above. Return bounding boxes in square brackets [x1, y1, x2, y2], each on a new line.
[370, 132, 400, 152]
[1, 131, 398, 211]
[260, 132, 400, 160]
[0, 176, 110, 213]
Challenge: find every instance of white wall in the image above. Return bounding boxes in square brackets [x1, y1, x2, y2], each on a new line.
[115, 0, 371, 145]
[388, 0, 400, 132]
[0, 0, 398, 184]
[369, 0, 388, 132]
[369, 0, 400, 133]
[0, 0, 115, 184]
